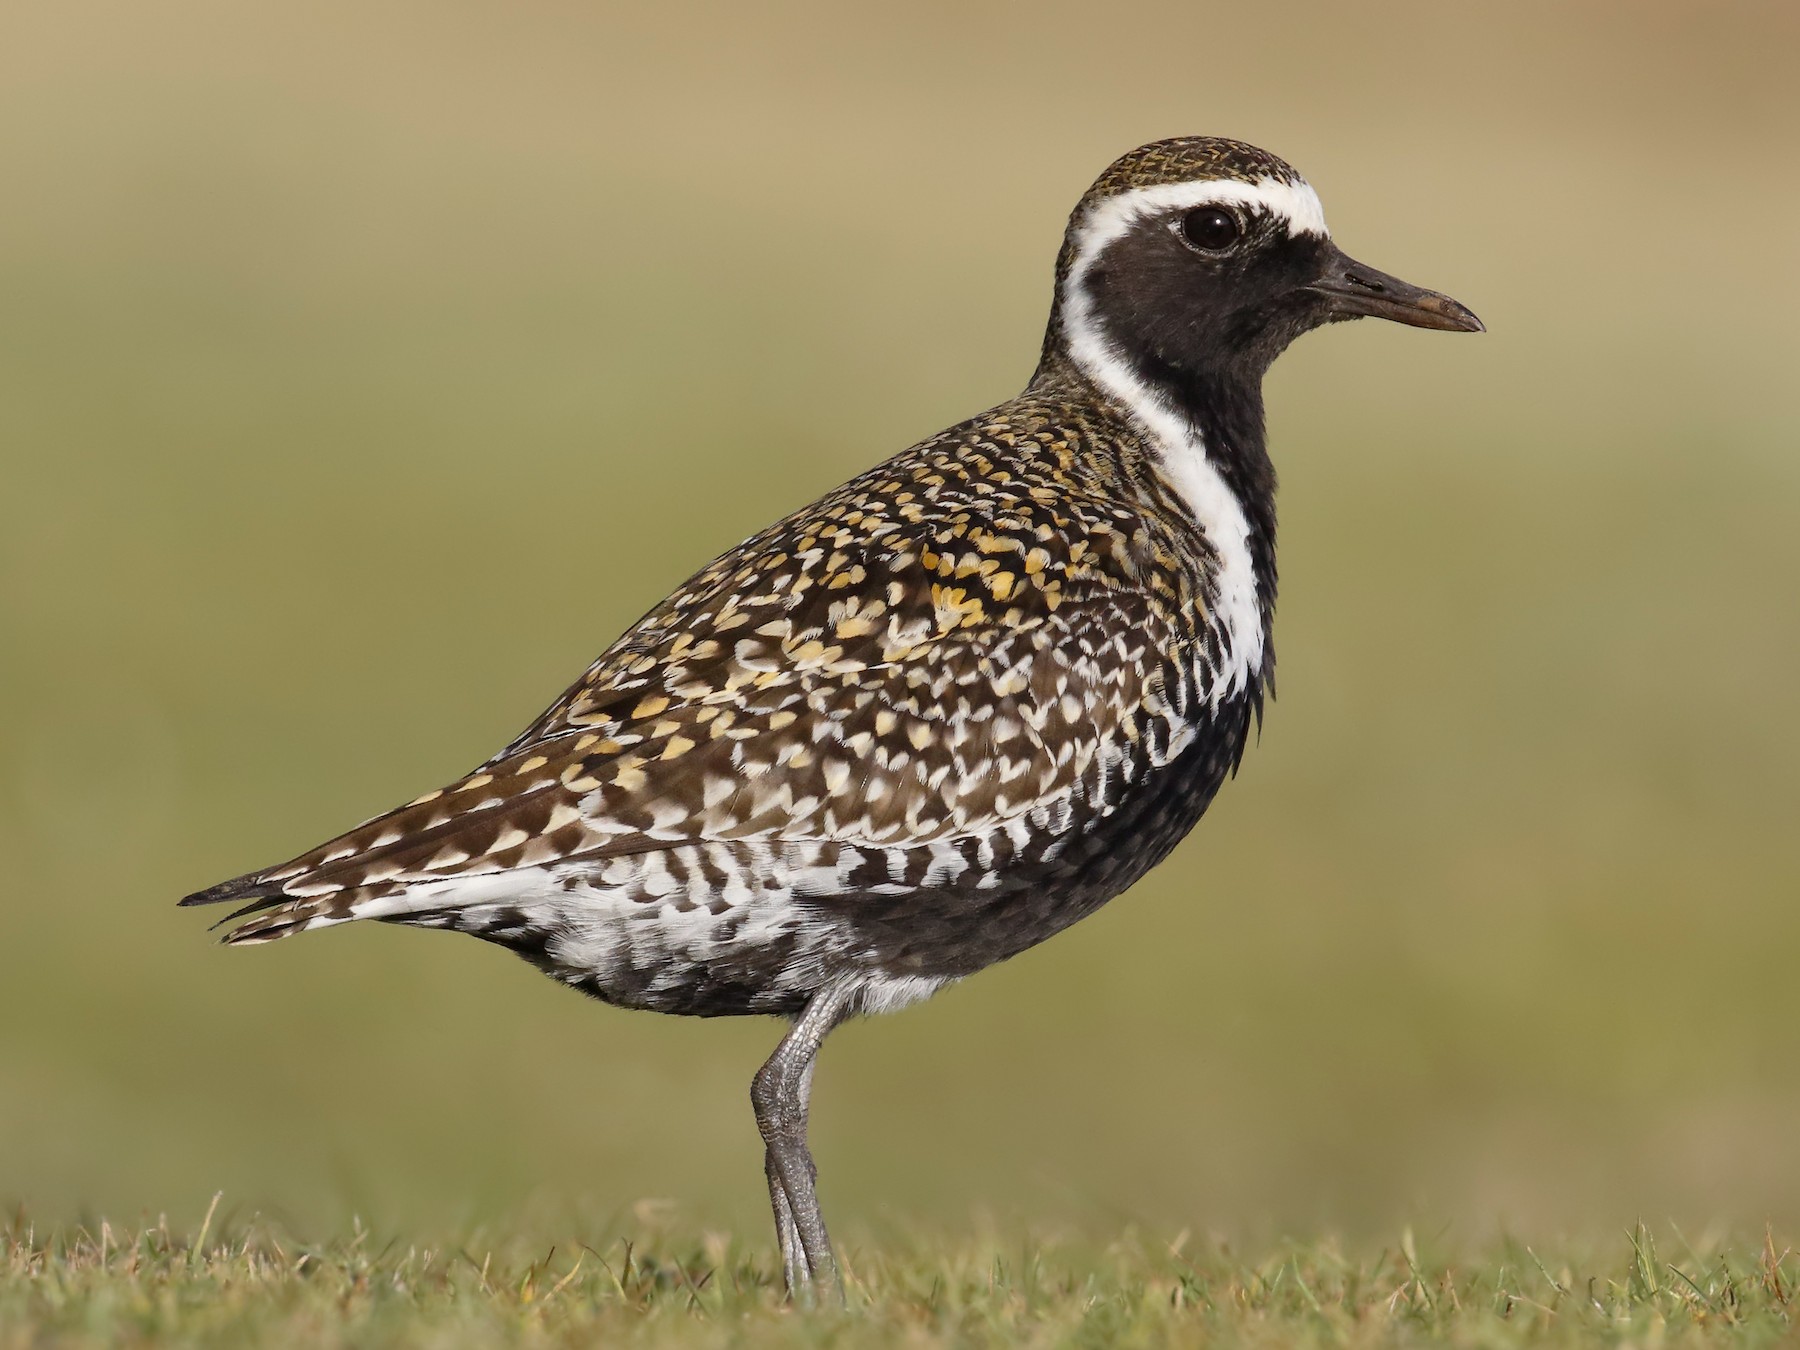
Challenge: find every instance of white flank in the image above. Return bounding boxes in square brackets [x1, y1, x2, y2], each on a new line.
[856, 974, 950, 1017]
[1058, 178, 1312, 705]
[333, 848, 955, 1019]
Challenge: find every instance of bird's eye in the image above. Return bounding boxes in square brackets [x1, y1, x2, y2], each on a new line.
[1177, 206, 1241, 252]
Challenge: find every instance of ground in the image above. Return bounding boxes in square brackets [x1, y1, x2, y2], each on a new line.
[4, 1210, 1794, 1348]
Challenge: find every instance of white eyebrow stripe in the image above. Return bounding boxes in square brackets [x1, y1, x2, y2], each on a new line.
[1069, 177, 1330, 265]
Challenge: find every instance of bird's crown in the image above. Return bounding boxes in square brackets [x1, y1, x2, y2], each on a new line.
[1078, 136, 1306, 209]
[1058, 136, 1328, 262]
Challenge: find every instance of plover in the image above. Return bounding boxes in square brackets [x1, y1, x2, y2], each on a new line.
[184, 136, 1480, 1297]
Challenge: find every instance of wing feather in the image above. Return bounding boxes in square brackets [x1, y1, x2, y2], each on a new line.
[184, 408, 1219, 940]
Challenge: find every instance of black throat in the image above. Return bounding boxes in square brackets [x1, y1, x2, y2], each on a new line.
[1142, 356, 1278, 613]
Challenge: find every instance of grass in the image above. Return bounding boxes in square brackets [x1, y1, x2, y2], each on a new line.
[4, 1207, 1796, 1348]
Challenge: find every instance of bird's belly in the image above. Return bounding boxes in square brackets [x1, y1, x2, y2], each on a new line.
[818, 695, 1253, 980]
[447, 843, 890, 1018]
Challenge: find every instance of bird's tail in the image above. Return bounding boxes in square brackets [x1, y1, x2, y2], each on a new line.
[179, 871, 418, 945]
[180, 746, 615, 946]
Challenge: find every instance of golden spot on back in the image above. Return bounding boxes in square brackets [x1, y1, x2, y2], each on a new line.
[631, 694, 670, 720]
[561, 763, 602, 792]
[932, 585, 986, 632]
[661, 735, 696, 760]
[613, 769, 648, 795]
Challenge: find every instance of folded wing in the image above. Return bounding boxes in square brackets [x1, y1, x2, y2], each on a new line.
[184, 431, 1211, 942]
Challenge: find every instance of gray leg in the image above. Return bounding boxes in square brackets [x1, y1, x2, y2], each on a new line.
[765, 1150, 802, 1291]
[751, 979, 858, 1300]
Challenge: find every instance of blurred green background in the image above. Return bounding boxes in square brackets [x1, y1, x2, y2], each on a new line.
[3, 0, 1797, 1248]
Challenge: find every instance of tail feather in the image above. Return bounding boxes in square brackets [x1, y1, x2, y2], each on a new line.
[179, 740, 656, 948]
[206, 870, 548, 945]
[183, 855, 533, 946]
[181, 871, 371, 944]
[183, 857, 467, 944]
[179, 874, 280, 913]
[219, 903, 357, 946]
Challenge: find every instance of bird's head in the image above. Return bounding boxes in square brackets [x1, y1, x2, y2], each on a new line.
[1050, 136, 1482, 393]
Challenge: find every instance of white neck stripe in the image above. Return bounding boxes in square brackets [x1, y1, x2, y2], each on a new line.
[1057, 180, 1296, 706]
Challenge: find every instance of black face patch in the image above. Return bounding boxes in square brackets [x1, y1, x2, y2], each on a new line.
[1079, 206, 1335, 394]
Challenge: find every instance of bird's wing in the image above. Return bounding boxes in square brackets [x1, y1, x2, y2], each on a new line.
[184, 432, 1215, 931]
